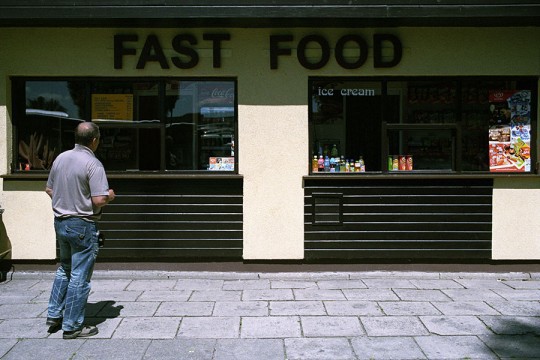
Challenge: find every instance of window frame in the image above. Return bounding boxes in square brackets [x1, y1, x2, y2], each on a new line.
[10, 76, 239, 175]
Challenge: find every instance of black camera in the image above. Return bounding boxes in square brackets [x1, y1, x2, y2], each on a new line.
[97, 231, 105, 248]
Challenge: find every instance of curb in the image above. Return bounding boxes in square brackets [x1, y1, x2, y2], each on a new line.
[5, 270, 538, 281]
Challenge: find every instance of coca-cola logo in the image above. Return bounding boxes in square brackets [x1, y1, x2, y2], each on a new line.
[212, 88, 234, 99]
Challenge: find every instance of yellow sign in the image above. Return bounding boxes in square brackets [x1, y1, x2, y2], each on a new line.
[91, 94, 133, 121]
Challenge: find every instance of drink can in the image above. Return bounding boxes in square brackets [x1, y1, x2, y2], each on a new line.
[399, 155, 406, 171]
[392, 155, 399, 171]
[406, 155, 413, 171]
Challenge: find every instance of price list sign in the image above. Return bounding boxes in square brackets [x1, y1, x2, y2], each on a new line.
[91, 94, 134, 121]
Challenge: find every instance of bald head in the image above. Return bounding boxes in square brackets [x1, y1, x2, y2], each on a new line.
[75, 122, 100, 147]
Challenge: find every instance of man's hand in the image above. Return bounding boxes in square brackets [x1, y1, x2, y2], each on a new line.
[108, 189, 116, 202]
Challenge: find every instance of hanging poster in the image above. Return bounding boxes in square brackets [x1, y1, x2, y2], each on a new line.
[488, 90, 531, 172]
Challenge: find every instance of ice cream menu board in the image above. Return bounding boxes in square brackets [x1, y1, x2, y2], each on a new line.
[488, 90, 531, 172]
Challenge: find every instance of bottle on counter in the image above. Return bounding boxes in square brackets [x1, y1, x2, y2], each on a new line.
[312, 155, 318, 172]
[324, 156, 330, 172]
[359, 156, 365, 172]
[339, 156, 346, 172]
[318, 155, 324, 172]
[329, 157, 336, 172]
[331, 144, 339, 158]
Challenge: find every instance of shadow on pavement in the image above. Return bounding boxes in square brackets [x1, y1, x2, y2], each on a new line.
[86, 301, 124, 325]
[482, 318, 540, 358]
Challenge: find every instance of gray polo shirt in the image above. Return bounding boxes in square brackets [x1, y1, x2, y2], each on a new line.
[47, 144, 110, 221]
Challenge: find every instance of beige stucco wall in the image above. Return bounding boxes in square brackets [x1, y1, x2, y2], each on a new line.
[492, 178, 540, 260]
[0, 27, 539, 260]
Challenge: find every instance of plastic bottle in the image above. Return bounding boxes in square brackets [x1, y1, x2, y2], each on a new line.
[359, 156, 365, 172]
[339, 156, 346, 172]
[331, 144, 339, 158]
[318, 155, 324, 172]
[312, 155, 318, 172]
[324, 156, 330, 172]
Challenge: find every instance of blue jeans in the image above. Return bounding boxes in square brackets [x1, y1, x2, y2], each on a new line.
[47, 217, 99, 332]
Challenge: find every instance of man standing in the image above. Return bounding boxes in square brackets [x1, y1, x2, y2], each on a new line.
[45, 122, 115, 339]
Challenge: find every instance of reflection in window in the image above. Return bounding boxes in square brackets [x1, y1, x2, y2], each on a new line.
[19, 81, 85, 170]
[165, 80, 235, 171]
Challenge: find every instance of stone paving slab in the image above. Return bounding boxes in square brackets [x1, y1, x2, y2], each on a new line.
[213, 301, 268, 316]
[144, 339, 216, 360]
[269, 300, 326, 316]
[285, 337, 356, 360]
[136, 290, 191, 302]
[317, 280, 367, 289]
[491, 288, 540, 301]
[415, 335, 499, 359]
[242, 289, 294, 301]
[126, 279, 178, 291]
[222, 279, 270, 290]
[361, 278, 416, 289]
[479, 334, 540, 359]
[431, 301, 500, 316]
[502, 279, 540, 289]
[300, 316, 364, 337]
[155, 301, 214, 316]
[342, 289, 399, 301]
[113, 317, 181, 339]
[241, 316, 301, 338]
[408, 279, 464, 289]
[1, 339, 85, 360]
[361, 316, 430, 336]
[378, 301, 442, 316]
[0, 339, 17, 358]
[454, 278, 514, 289]
[293, 289, 346, 300]
[270, 280, 318, 289]
[419, 315, 494, 335]
[485, 300, 540, 315]
[73, 339, 151, 360]
[324, 300, 383, 316]
[178, 317, 240, 339]
[393, 289, 452, 302]
[350, 336, 427, 360]
[479, 315, 540, 335]
[214, 339, 284, 360]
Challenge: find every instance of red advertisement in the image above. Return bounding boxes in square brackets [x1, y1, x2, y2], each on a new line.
[489, 90, 531, 172]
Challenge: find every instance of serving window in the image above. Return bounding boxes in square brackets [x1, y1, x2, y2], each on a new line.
[309, 77, 537, 174]
[11, 77, 237, 173]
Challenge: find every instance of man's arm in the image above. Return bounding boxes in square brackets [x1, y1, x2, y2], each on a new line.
[45, 187, 53, 198]
[92, 189, 116, 208]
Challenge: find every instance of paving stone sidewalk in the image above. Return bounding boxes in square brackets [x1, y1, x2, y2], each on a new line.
[0, 270, 539, 359]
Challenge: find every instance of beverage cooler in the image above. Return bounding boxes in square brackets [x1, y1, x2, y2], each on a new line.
[198, 106, 235, 171]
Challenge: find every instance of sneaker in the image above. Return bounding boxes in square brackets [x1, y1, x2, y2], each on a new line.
[46, 317, 62, 327]
[46, 317, 62, 333]
[63, 325, 98, 339]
